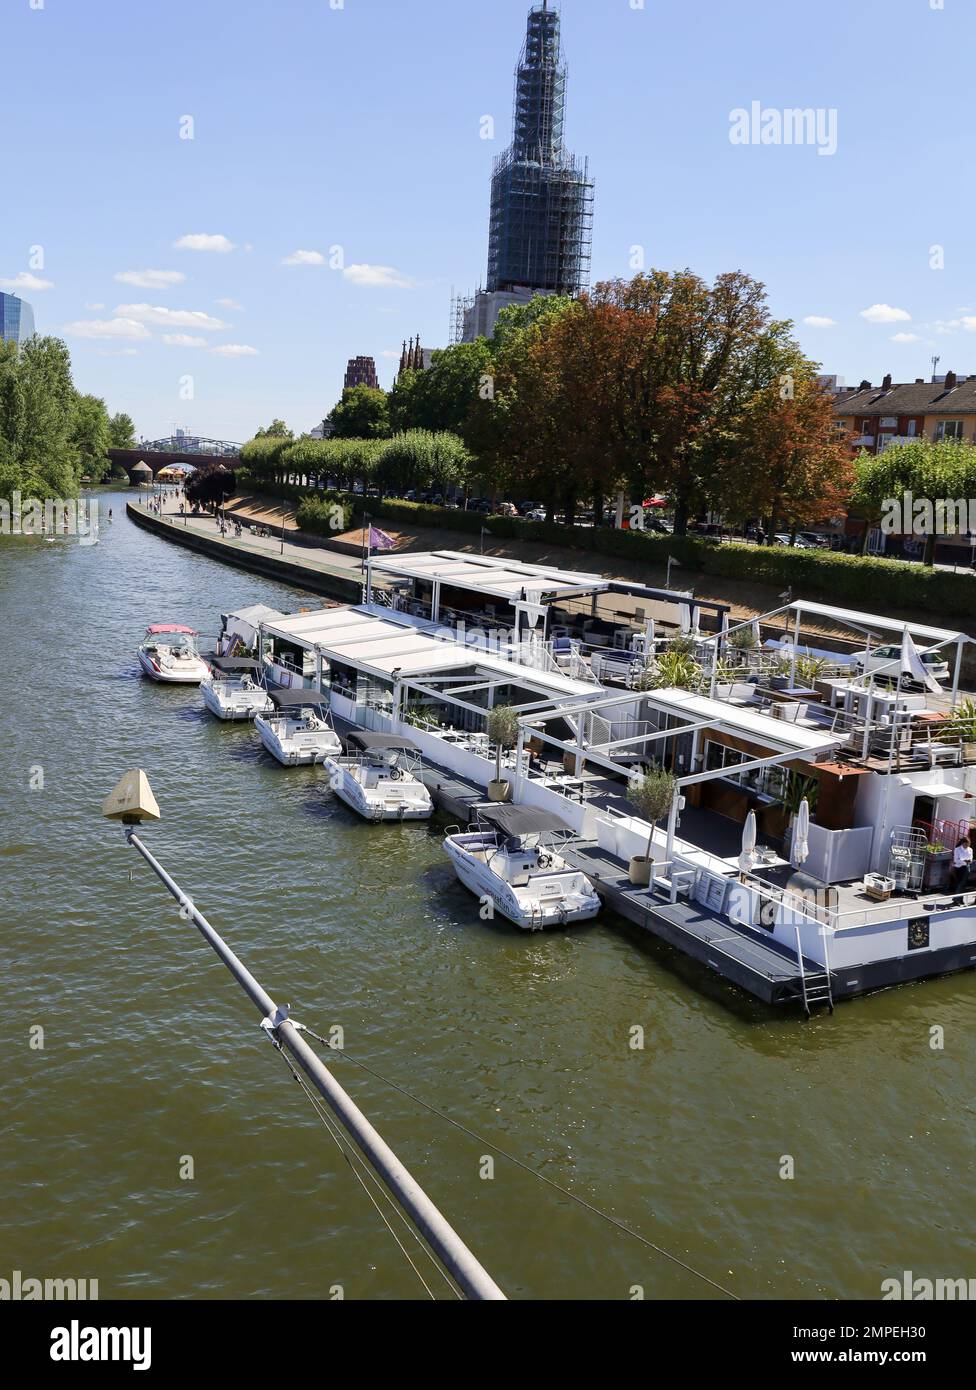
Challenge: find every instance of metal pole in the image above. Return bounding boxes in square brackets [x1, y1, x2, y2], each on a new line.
[951, 638, 963, 712]
[124, 828, 506, 1302]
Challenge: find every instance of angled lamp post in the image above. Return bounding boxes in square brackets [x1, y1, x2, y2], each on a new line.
[102, 770, 505, 1301]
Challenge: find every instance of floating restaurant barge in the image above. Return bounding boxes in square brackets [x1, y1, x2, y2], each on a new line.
[212, 550, 976, 1014]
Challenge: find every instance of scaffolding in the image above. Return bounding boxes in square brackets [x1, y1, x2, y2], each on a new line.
[449, 288, 475, 346]
[486, 2, 593, 298]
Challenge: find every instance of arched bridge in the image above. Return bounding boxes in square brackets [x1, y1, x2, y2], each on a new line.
[109, 445, 243, 477]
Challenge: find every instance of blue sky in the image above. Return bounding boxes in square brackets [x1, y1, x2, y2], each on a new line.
[3, 0, 975, 442]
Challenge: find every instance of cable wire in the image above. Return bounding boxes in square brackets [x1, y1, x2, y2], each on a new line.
[275, 1045, 461, 1300]
[295, 1023, 739, 1301]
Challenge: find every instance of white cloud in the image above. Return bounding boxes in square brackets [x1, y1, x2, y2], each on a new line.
[115, 302, 226, 331]
[173, 233, 237, 253]
[64, 317, 152, 341]
[859, 303, 911, 324]
[163, 333, 207, 348]
[85, 302, 106, 311]
[216, 297, 244, 311]
[891, 332, 920, 344]
[210, 343, 259, 357]
[803, 315, 836, 328]
[379, 349, 401, 358]
[934, 316, 976, 334]
[282, 249, 326, 267]
[0, 271, 55, 291]
[114, 269, 187, 290]
[343, 263, 415, 289]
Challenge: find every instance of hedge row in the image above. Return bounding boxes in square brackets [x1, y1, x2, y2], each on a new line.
[295, 493, 355, 536]
[345, 497, 976, 620]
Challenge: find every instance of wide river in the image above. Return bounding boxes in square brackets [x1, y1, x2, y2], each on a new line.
[1, 490, 972, 1300]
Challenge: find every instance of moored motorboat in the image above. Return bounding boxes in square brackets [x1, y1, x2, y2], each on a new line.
[444, 805, 600, 930]
[323, 732, 433, 821]
[200, 657, 274, 721]
[138, 624, 211, 684]
[254, 689, 342, 766]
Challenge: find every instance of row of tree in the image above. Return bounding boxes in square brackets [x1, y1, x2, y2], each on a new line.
[239, 428, 471, 496]
[302, 270, 854, 536]
[0, 336, 135, 504]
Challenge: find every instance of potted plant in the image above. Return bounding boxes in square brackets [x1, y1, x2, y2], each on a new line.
[486, 705, 520, 802]
[953, 697, 976, 763]
[727, 626, 758, 669]
[626, 768, 678, 885]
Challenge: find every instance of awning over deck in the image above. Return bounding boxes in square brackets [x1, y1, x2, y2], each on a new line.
[366, 549, 609, 602]
[786, 600, 968, 647]
[262, 606, 601, 697]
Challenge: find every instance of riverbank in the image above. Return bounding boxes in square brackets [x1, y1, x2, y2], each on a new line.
[127, 498, 364, 602]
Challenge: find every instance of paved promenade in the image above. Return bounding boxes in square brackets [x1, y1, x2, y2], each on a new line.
[129, 492, 369, 589]
[127, 494, 368, 600]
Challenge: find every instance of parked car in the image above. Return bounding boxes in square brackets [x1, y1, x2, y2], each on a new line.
[797, 531, 831, 548]
[496, 502, 519, 518]
[525, 507, 547, 522]
[772, 532, 815, 548]
[853, 644, 950, 687]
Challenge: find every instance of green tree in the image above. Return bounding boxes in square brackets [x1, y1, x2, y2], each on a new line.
[327, 386, 390, 440]
[71, 393, 112, 480]
[108, 411, 136, 449]
[388, 340, 494, 438]
[0, 336, 79, 503]
[593, 270, 773, 534]
[255, 418, 293, 439]
[375, 430, 471, 496]
[851, 440, 976, 565]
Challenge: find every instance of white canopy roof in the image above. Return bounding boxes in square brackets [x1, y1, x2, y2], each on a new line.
[637, 687, 842, 757]
[788, 600, 967, 647]
[368, 549, 608, 602]
[263, 607, 601, 696]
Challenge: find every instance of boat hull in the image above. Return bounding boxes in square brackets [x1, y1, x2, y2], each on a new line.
[324, 758, 433, 821]
[254, 715, 342, 766]
[138, 649, 210, 684]
[200, 682, 273, 721]
[444, 837, 600, 931]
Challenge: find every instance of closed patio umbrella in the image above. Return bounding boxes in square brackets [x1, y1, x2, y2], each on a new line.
[739, 810, 758, 877]
[792, 797, 810, 868]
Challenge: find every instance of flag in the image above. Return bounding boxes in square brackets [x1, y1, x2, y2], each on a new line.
[368, 525, 395, 552]
[900, 630, 942, 694]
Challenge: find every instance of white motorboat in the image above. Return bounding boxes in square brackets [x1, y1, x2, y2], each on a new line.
[444, 805, 600, 931]
[200, 657, 274, 721]
[138, 624, 211, 685]
[254, 689, 342, 766]
[323, 732, 433, 821]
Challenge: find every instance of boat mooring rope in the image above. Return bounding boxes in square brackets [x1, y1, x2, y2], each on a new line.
[292, 1023, 740, 1301]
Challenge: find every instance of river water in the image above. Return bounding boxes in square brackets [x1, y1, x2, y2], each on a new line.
[1, 490, 972, 1301]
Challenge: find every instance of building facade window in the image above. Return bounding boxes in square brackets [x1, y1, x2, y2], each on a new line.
[935, 420, 964, 441]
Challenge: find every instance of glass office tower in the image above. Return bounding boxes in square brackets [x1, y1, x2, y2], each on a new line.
[0, 293, 36, 346]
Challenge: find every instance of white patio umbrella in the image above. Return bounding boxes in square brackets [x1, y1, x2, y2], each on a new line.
[739, 810, 758, 877]
[792, 797, 810, 868]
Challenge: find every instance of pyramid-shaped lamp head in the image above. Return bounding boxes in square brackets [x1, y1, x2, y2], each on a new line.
[102, 770, 161, 825]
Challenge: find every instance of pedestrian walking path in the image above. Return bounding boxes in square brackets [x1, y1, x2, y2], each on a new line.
[127, 494, 367, 600]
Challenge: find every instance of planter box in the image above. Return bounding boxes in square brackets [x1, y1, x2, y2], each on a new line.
[922, 850, 952, 891]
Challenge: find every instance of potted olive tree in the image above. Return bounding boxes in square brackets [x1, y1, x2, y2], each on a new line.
[627, 768, 678, 885]
[953, 697, 976, 764]
[487, 705, 520, 802]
